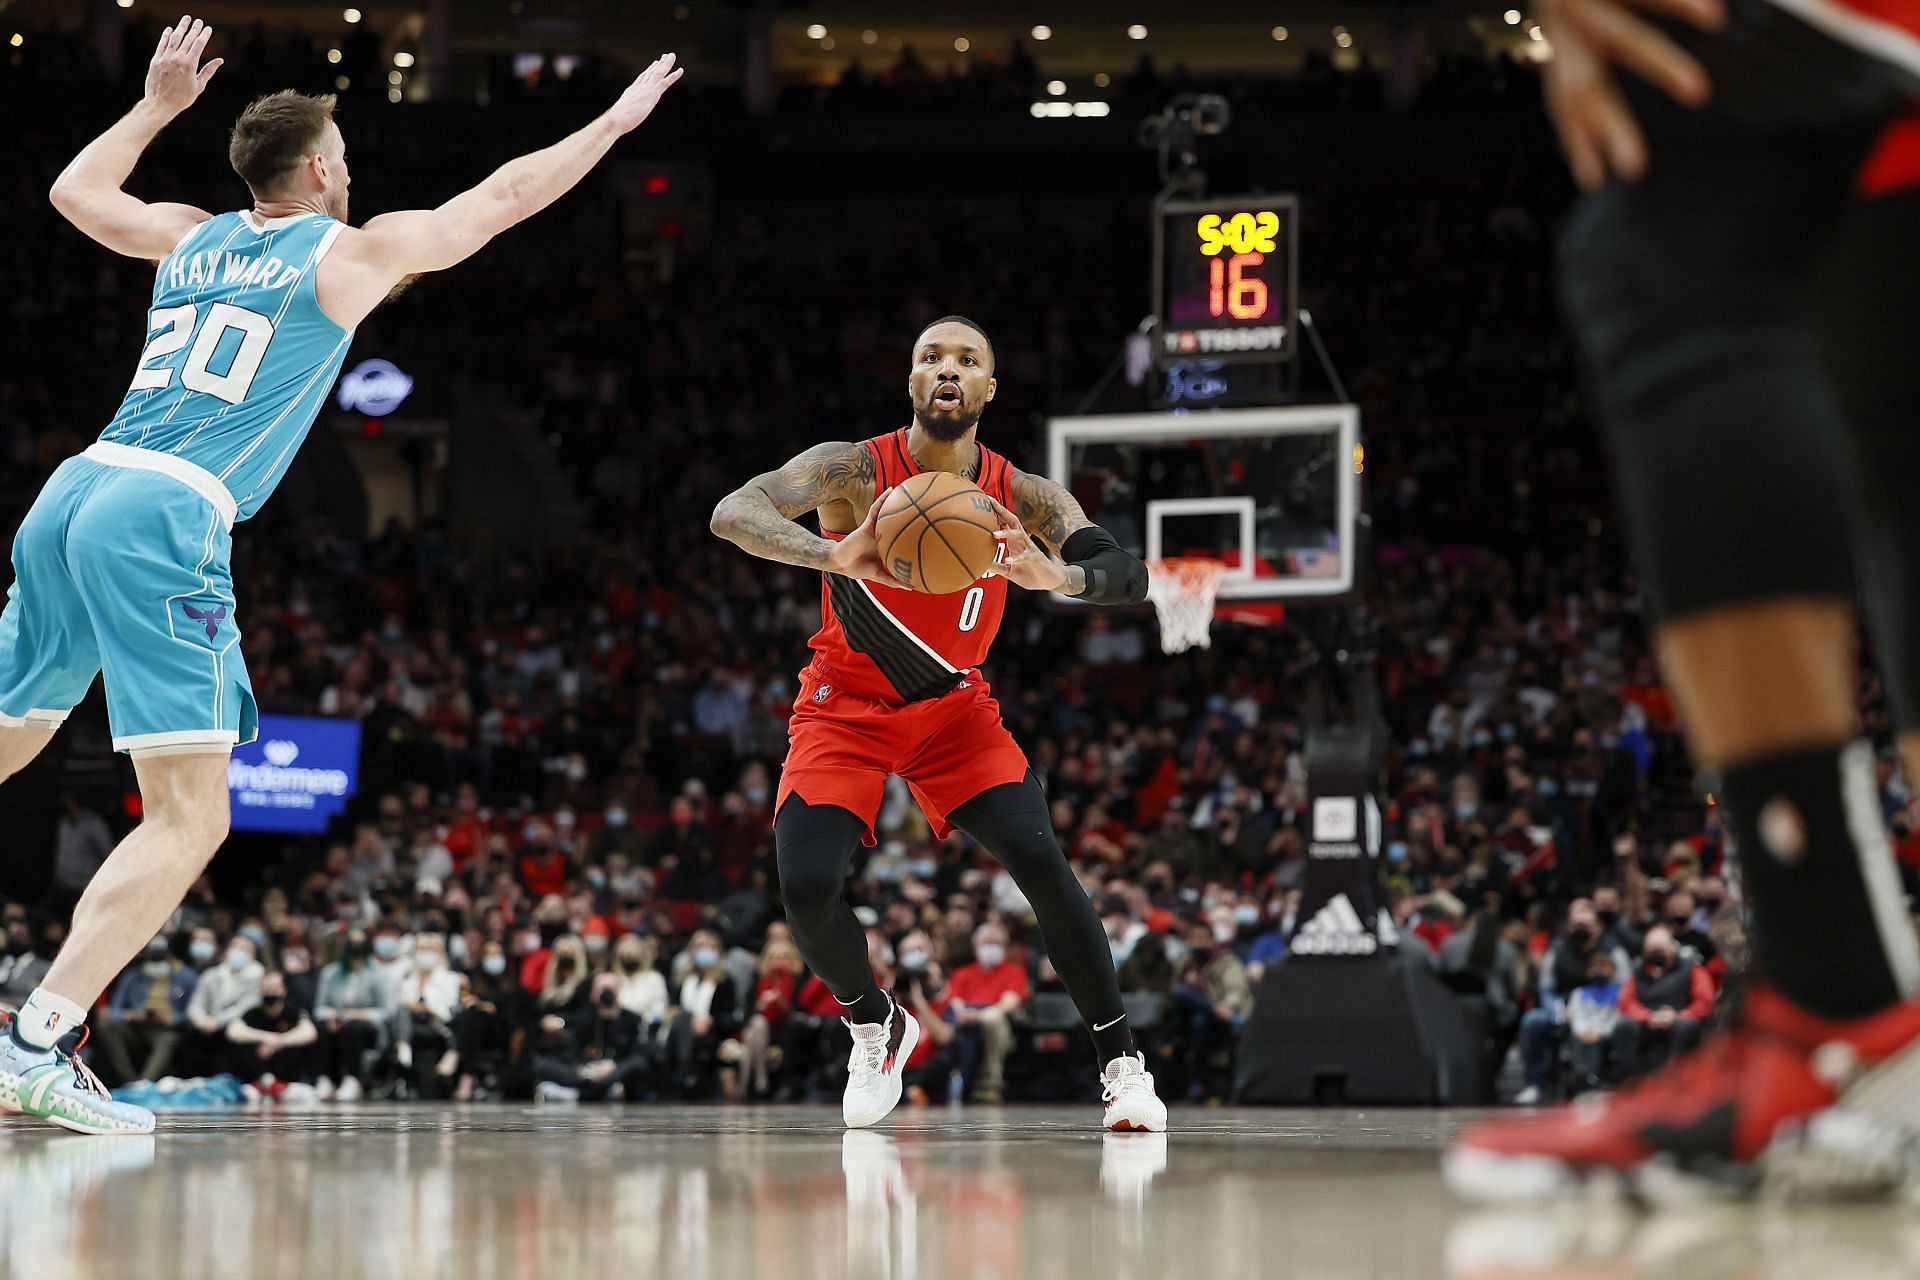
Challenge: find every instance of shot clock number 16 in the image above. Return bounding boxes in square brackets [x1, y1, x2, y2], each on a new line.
[1153, 194, 1298, 368]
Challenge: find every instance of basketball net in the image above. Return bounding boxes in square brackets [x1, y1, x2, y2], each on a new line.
[1145, 558, 1227, 654]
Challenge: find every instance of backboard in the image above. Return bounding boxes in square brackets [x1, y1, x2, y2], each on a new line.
[1044, 404, 1359, 608]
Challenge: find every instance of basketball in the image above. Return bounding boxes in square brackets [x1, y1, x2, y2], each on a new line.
[873, 472, 1001, 594]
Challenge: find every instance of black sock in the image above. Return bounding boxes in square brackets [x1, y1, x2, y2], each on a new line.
[1090, 1015, 1135, 1068]
[842, 985, 892, 1027]
[1720, 740, 1920, 1018]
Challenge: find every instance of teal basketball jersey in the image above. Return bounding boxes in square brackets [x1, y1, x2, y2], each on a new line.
[100, 211, 356, 521]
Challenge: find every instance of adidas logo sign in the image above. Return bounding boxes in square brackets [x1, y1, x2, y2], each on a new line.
[1290, 893, 1378, 956]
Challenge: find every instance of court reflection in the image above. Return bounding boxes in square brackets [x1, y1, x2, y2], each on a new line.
[1445, 1204, 1920, 1280]
[3, 1107, 1912, 1280]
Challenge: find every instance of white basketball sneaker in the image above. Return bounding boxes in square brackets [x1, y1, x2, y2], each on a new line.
[843, 997, 920, 1129]
[0, 1020, 155, 1136]
[1101, 1053, 1168, 1133]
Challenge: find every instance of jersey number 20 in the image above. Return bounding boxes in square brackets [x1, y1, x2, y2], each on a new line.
[131, 302, 276, 405]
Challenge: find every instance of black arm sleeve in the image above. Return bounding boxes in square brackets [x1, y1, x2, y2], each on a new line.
[1061, 526, 1149, 606]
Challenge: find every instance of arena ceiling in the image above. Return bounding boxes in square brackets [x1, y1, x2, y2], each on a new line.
[6, 1, 1545, 83]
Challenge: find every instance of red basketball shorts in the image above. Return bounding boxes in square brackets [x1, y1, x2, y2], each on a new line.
[774, 661, 1030, 846]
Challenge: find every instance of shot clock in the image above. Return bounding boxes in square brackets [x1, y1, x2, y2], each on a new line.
[1153, 195, 1298, 368]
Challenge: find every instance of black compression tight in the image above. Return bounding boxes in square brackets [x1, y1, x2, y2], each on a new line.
[775, 775, 1134, 1063]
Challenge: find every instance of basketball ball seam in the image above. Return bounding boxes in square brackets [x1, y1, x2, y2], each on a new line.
[915, 511, 943, 593]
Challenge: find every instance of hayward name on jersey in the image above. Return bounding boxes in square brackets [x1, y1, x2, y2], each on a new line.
[100, 210, 355, 521]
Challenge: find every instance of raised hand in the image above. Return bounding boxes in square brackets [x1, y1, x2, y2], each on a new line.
[1539, 0, 1724, 190]
[607, 52, 685, 134]
[144, 15, 223, 117]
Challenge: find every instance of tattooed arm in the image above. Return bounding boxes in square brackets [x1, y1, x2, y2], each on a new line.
[709, 441, 891, 581]
[992, 467, 1149, 604]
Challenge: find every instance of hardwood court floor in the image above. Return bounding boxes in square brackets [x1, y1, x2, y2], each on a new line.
[0, 1103, 1914, 1279]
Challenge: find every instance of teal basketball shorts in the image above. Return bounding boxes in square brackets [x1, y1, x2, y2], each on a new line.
[0, 443, 257, 756]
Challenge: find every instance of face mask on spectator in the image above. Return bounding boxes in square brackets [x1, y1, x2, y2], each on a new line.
[225, 949, 252, 972]
[1645, 948, 1674, 971]
[416, 950, 442, 971]
[912, 859, 938, 881]
[585, 934, 608, 956]
[1386, 842, 1408, 864]
[976, 943, 1005, 968]
[144, 959, 171, 978]
[873, 863, 899, 885]
[585, 870, 608, 890]
[1212, 922, 1235, 944]
[482, 954, 508, 976]
[283, 950, 310, 974]
[605, 807, 628, 828]
[374, 936, 401, 960]
[1498, 723, 1518, 742]
[618, 951, 643, 973]
[598, 988, 619, 1010]
[900, 948, 928, 971]
[693, 948, 720, 970]
[745, 786, 769, 807]
[1569, 924, 1595, 946]
[1597, 908, 1620, 928]
[1455, 802, 1478, 819]
[347, 938, 372, 961]
[240, 926, 269, 951]
[1234, 905, 1260, 927]
[517, 931, 542, 956]
[190, 939, 217, 965]
[261, 993, 285, 1012]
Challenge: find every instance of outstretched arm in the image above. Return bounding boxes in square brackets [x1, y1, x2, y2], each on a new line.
[50, 17, 223, 260]
[710, 442, 895, 585]
[319, 53, 683, 327]
[990, 467, 1149, 604]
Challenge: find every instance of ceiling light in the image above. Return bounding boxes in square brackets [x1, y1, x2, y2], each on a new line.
[1047, 79, 1066, 95]
[1126, 24, 1147, 40]
[1031, 25, 1052, 40]
[806, 23, 826, 39]
[1272, 26, 1288, 41]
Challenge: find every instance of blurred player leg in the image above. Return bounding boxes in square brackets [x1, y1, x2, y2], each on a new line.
[1447, 1, 1920, 1199]
[1824, 152, 1920, 782]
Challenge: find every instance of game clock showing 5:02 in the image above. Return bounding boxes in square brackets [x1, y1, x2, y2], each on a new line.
[1153, 195, 1299, 368]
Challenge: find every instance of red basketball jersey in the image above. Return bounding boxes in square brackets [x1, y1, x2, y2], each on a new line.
[806, 428, 1015, 705]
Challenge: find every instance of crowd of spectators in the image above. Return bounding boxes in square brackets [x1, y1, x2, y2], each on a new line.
[6, 18, 1920, 1107]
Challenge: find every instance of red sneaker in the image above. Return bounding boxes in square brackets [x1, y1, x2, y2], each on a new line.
[1444, 987, 1920, 1202]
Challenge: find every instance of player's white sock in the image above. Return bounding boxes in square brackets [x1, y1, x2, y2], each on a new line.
[15, 987, 87, 1050]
